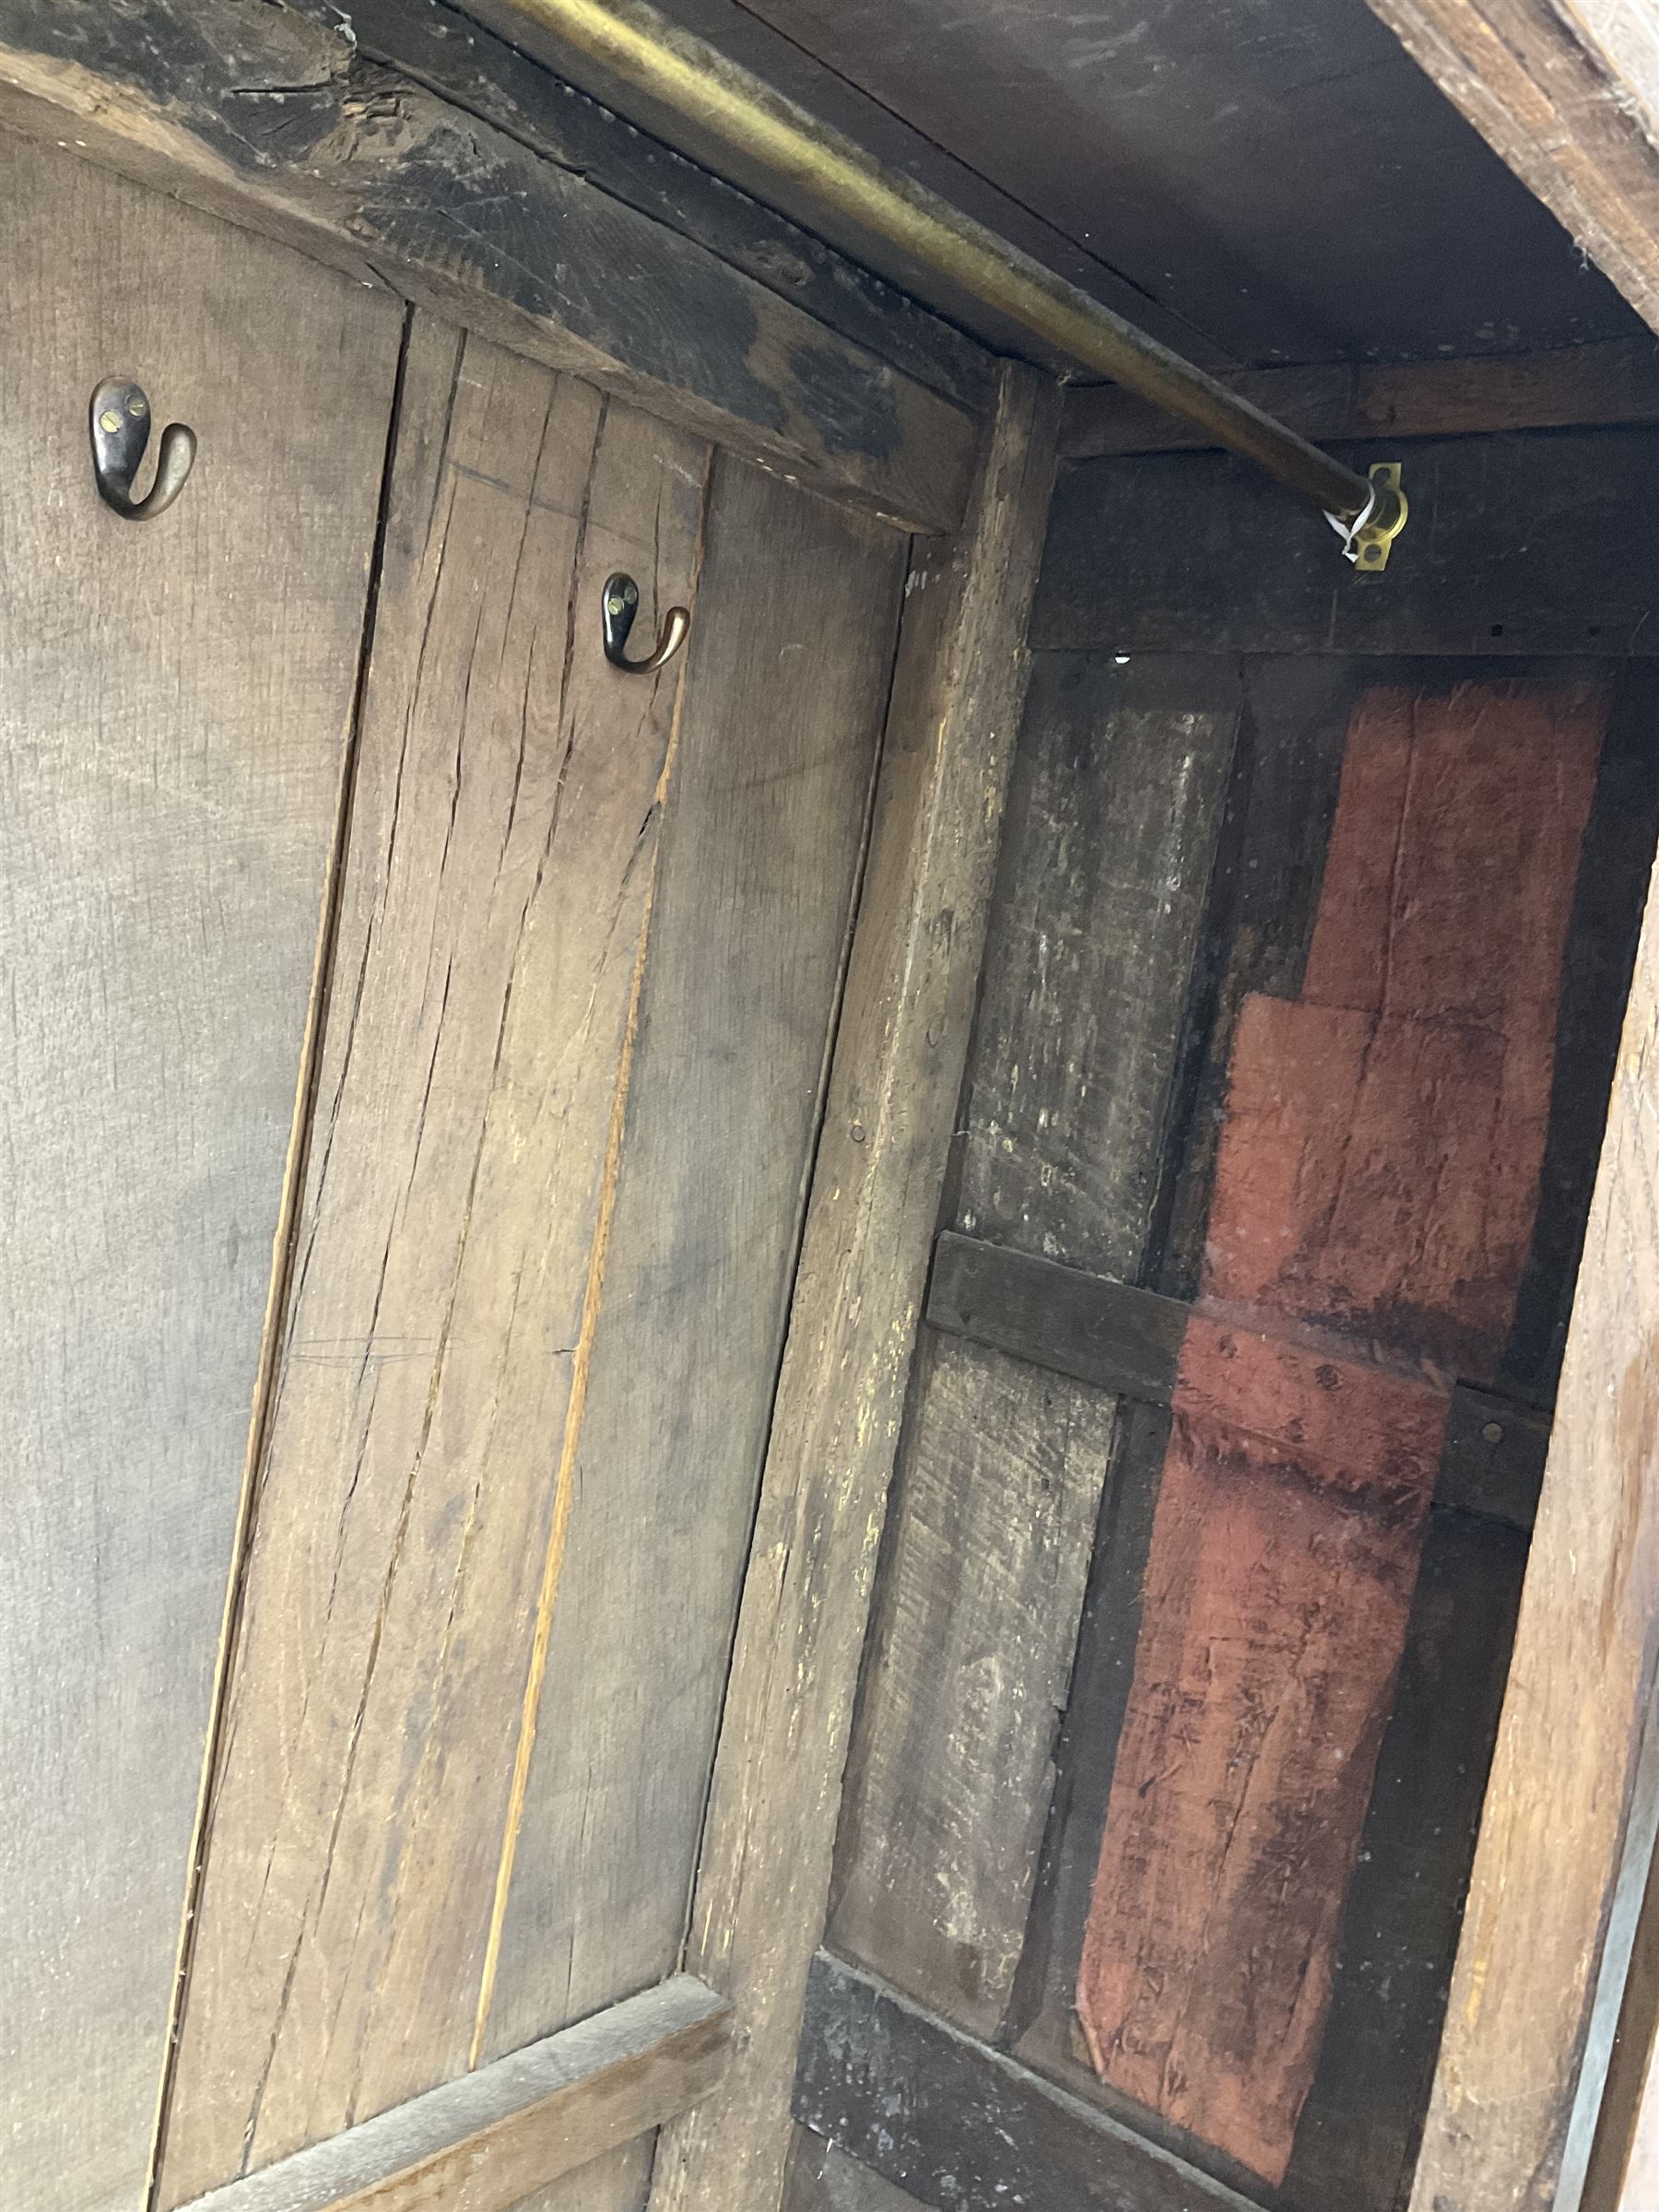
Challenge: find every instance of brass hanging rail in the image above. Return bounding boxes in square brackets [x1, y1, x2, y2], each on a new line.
[502, 0, 1408, 560]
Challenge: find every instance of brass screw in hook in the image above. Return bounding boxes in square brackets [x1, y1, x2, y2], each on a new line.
[602, 571, 689, 674]
[89, 378, 197, 522]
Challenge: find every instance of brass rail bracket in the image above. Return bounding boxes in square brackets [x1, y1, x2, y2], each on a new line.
[1331, 460, 1408, 572]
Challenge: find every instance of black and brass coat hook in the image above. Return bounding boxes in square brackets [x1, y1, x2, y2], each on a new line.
[90, 379, 196, 522]
[602, 572, 689, 674]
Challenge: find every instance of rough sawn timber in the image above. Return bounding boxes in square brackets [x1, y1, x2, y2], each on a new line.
[646, 363, 1061, 2212]
[172, 1979, 732, 2212]
[0, 0, 975, 532]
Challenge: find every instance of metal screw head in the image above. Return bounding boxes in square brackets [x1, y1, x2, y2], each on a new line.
[99, 408, 124, 434]
[1482, 1421, 1504, 1445]
[126, 394, 148, 418]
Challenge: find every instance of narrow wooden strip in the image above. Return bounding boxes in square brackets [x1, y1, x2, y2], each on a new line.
[926, 1232, 1185, 1405]
[0, 0, 974, 532]
[1438, 1385, 1552, 1531]
[647, 364, 1062, 2212]
[1059, 335, 1659, 459]
[174, 1979, 732, 2212]
[1407, 865, 1659, 2210]
[793, 1953, 1257, 2212]
[1033, 430, 1659, 656]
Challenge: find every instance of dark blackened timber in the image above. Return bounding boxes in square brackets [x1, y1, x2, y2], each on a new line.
[1033, 430, 1659, 654]
[929, 1233, 1547, 1535]
[926, 1233, 1184, 1405]
[345, 0, 994, 414]
[0, 0, 975, 532]
[793, 1954, 1258, 2212]
[1059, 336, 1659, 460]
[1437, 1387, 1552, 1532]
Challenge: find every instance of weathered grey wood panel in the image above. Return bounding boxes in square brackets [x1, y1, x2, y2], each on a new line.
[649, 367, 1062, 2212]
[158, 321, 710, 2203]
[0, 129, 401, 2212]
[482, 454, 903, 2057]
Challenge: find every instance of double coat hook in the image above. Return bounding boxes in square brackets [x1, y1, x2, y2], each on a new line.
[89, 378, 196, 522]
[602, 572, 689, 674]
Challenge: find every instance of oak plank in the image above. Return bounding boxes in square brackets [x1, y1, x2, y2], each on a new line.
[647, 365, 1062, 2212]
[1059, 335, 1659, 459]
[1034, 431, 1659, 657]
[828, 1336, 1120, 2035]
[480, 456, 904, 2064]
[0, 0, 973, 532]
[157, 321, 709, 2201]
[0, 129, 401, 2212]
[1406, 870, 1659, 2205]
[174, 1979, 731, 2212]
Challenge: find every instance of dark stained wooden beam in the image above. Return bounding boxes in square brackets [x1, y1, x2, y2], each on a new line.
[175, 1978, 733, 2212]
[926, 1231, 1185, 1405]
[1060, 335, 1659, 461]
[344, 0, 993, 414]
[1362, 0, 1659, 337]
[1033, 429, 1659, 656]
[0, 0, 976, 532]
[793, 1952, 1257, 2212]
[927, 1231, 1549, 1533]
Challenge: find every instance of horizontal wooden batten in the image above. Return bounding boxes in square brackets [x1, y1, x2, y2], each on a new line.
[0, 0, 975, 532]
[173, 1978, 732, 2212]
[1032, 428, 1659, 655]
[1060, 335, 1659, 460]
[926, 1230, 1550, 1530]
[793, 1953, 1256, 2212]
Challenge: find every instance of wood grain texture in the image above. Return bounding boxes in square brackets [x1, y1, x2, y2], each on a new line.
[1060, 335, 1659, 459]
[647, 365, 1062, 2212]
[157, 321, 709, 2202]
[0, 0, 973, 533]
[785, 2136, 934, 2212]
[953, 653, 1241, 1271]
[1077, 676, 1604, 2183]
[1361, 0, 1659, 335]
[926, 1233, 1187, 1406]
[1034, 430, 1659, 657]
[828, 1336, 1120, 2035]
[0, 130, 399, 2212]
[344, 0, 993, 415]
[794, 1954, 1258, 2212]
[174, 1980, 730, 2212]
[480, 454, 904, 2066]
[1406, 849, 1659, 2203]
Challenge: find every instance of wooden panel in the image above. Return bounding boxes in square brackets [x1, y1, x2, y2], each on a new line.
[1076, 676, 1605, 2183]
[827, 1336, 1120, 2034]
[156, 321, 709, 2202]
[343, 0, 992, 415]
[794, 1953, 1257, 2212]
[1034, 431, 1659, 657]
[926, 1233, 1186, 1406]
[787, 2136, 934, 2212]
[1060, 335, 1659, 459]
[478, 455, 904, 2067]
[1405, 817, 1659, 2193]
[0, 131, 399, 2212]
[1363, 0, 1659, 335]
[1437, 1386, 1551, 1529]
[648, 366, 1061, 2212]
[954, 653, 1241, 1269]
[176, 1981, 730, 2212]
[0, 0, 974, 534]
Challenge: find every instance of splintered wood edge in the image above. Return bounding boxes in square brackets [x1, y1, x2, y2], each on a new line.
[171, 1978, 734, 2212]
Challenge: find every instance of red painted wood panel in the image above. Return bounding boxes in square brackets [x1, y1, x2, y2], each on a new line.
[1077, 679, 1605, 2182]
